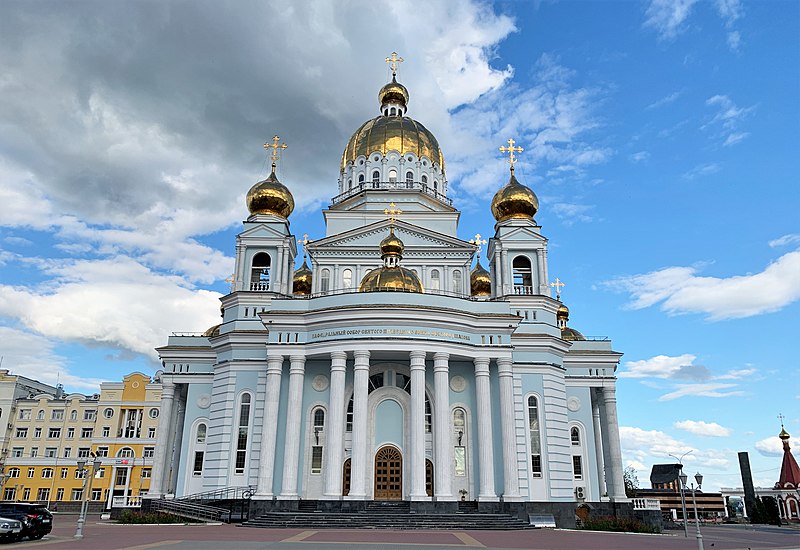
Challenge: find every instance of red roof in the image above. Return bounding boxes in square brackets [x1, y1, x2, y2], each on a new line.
[776, 430, 800, 489]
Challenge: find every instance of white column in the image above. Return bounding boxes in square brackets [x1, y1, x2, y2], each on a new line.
[282, 244, 291, 295]
[474, 357, 497, 500]
[493, 252, 503, 296]
[148, 382, 175, 497]
[235, 242, 245, 291]
[592, 392, 607, 498]
[348, 350, 370, 498]
[501, 250, 510, 294]
[275, 246, 284, 293]
[497, 357, 520, 499]
[323, 351, 347, 498]
[541, 247, 550, 295]
[279, 355, 306, 498]
[602, 385, 627, 500]
[409, 350, 428, 500]
[255, 355, 283, 498]
[433, 353, 453, 500]
[536, 250, 547, 295]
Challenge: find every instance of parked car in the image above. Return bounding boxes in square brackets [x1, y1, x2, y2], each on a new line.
[0, 516, 23, 542]
[0, 503, 53, 540]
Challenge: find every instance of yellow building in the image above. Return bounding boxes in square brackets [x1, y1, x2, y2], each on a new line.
[1, 373, 161, 509]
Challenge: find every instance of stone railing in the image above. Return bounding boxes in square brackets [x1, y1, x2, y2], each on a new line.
[632, 498, 661, 510]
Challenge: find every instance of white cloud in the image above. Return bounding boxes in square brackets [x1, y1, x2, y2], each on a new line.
[629, 151, 650, 163]
[755, 436, 783, 457]
[620, 353, 700, 379]
[647, 90, 683, 109]
[605, 250, 800, 320]
[682, 162, 721, 180]
[550, 203, 594, 225]
[704, 95, 755, 147]
[659, 382, 745, 401]
[643, 0, 698, 40]
[674, 420, 732, 437]
[769, 234, 800, 248]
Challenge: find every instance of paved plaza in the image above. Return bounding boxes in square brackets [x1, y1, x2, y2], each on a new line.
[9, 516, 799, 550]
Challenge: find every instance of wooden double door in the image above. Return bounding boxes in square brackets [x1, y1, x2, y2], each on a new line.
[374, 446, 403, 500]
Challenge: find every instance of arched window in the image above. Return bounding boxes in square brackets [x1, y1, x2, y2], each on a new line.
[235, 393, 252, 475]
[320, 268, 331, 293]
[406, 171, 413, 184]
[70, 410, 77, 421]
[528, 396, 542, 477]
[348, 179, 352, 189]
[421, 174, 428, 185]
[37, 410, 44, 421]
[513, 256, 533, 294]
[430, 269, 440, 291]
[196, 423, 207, 444]
[313, 408, 325, 430]
[311, 408, 325, 474]
[453, 270, 463, 295]
[117, 447, 135, 458]
[453, 408, 467, 477]
[342, 268, 352, 289]
[388, 169, 397, 182]
[358, 174, 365, 184]
[571, 426, 580, 445]
[433, 181, 438, 194]
[250, 252, 271, 291]
[346, 397, 354, 432]
[372, 170, 380, 183]
[424, 396, 432, 433]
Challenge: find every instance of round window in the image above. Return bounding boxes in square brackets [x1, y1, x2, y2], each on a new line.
[149, 408, 159, 419]
[103, 408, 114, 418]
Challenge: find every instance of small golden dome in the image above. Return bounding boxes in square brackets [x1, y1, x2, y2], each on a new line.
[780, 428, 791, 440]
[491, 172, 539, 222]
[380, 230, 405, 257]
[292, 260, 312, 296]
[557, 304, 570, 320]
[246, 170, 295, 218]
[202, 324, 221, 338]
[561, 327, 586, 341]
[379, 77, 409, 107]
[359, 266, 424, 293]
[470, 262, 491, 296]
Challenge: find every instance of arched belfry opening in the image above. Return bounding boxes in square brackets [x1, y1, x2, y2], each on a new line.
[512, 255, 533, 294]
[250, 252, 271, 291]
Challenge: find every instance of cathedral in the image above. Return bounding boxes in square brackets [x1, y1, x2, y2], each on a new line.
[149, 56, 628, 524]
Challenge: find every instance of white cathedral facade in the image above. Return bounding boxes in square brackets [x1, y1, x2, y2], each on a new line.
[149, 64, 628, 522]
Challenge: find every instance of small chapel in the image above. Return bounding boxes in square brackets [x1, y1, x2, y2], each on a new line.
[149, 54, 628, 525]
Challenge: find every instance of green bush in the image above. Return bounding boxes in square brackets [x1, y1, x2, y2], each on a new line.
[117, 510, 192, 524]
[581, 515, 660, 534]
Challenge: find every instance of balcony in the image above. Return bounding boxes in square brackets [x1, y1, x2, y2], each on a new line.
[249, 281, 270, 292]
[331, 180, 453, 207]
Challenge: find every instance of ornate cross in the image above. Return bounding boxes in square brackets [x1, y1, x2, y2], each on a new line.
[499, 138, 523, 173]
[550, 277, 565, 300]
[225, 273, 236, 292]
[469, 233, 487, 258]
[263, 135, 288, 171]
[300, 233, 310, 258]
[779, 413, 785, 428]
[385, 51, 404, 77]
[384, 202, 402, 225]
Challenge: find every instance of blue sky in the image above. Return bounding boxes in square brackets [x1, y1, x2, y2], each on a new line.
[0, 0, 797, 491]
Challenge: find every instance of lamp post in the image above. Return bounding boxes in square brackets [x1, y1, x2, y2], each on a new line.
[680, 471, 704, 550]
[669, 451, 692, 537]
[74, 457, 101, 539]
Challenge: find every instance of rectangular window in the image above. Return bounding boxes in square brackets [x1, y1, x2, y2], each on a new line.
[84, 410, 97, 421]
[33, 427, 41, 438]
[37, 488, 50, 501]
[102, 426, 110, 437]
[193, 451, 204, 476]
[8, 469, 19, 478]
[18, 409, 31, 420]
[81, 427, 93, 439]
[147, 427, 156, 438]
[30, 447, 38, 457]
[528, 396, 542, 478]
[115, 468, 128, 486]
[56, 488, 65, 501]
[143, 447, 154, 458]
[454, 446, 466, 477]
[3, 488, 15, 501]
[11, 447, 23, 458]
[78, 447, 90, 458]
[45, 447, 57, 458]
[48, 427, 61, 439]
[63, 447, 71, 458]
[15, 428, 28, 438]
[531, 454, 542, 476]
[61, 467, 69, 479]
[311, 446, 323, 474]
[51, 409, 64, 421]
[27, 468, 35, 478]
[22, 488, 31, 501]
[96, 446, 108, 457]
[41, 468, 53, 479]
[141, 468, 152, 479]
[71, 488, 83, 501]
[96, 468, 105, 478]
[91, 488, 101, 501]
[76, 469, 87, 479]
[67, 427, 75, 439]
[573, 456, 583, 480]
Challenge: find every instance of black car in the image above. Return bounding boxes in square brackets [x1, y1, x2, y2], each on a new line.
[0, 503, 53, 540]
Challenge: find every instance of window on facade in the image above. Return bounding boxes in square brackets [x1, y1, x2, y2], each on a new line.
[571, 455, 584, 481]
[45, 447, 57, 458]
[37, 410, 44, 420]
[103, 408, 114, 418]
[453, 408, 467, 477]
[56, 488, 64, 501]
[320, 268, 330, 293]
[67, 427, 75, 439]
[115, 468, 128, 486]
[18, 409, 31, 420]
[196, 424, 207, 444]
[117, 447, 134, 458]
[11, 448, 22, 458]
[50, 409, 63, 421]
[30, 447, 38, 457]
[27, 468, 35, 478]
[453, 270, 463, 295]
[78, 447, 90, 458]
[15, 428, 27, 438]
[396, 373, 411, 393]
[91, 488, 102, 501]
[342, 269, 352, 290]
[33, 427, 41, 438]
[143, 446, 155, 458]
[421, 174, 428, 185]
[358, 174, 365, 184]
[250, 252, 271, 290]
[142, 468, 152, 479]
[76, 468, 87, 479]
[430, 269, 440, 290]
[96, 447, 108, 457]
[8, 468, 19, 478]
[193, 451, 204, 476]
[433, 181, 438, 194]
[37, 488, 50, 501]
[346, 398, 354, 432]
[22, 488, 31, 501]
[70, 410, 78, 421]
[372, 170, 380, 183]
[81, 428, 93, 439]
[424, 398, 432, 433]
[388, 169, 397, 182]
[71, 489, 83, 501]
[61, 468, 68, 479]
[311, 446, 323, 474]
[368, 373, 384, 393]
[235, 394, 251, 474]
[406, 171, 413, 184]
[313, 409, 325, 431]
[63, 447, 71, 458]
[513, 256, 533, 292]
[148, 427, 156, 438]
[96, 468, 105, 478]
[149, 408, 159, 419]
[3, 488, 16, 501]
[528, 396, 542, 477]
[84, 410, 96, 421]
[571, 427, 580, 445]
[42, 468, 54, 479]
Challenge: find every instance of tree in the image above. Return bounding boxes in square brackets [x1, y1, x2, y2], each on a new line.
[623, 466, 640, 498]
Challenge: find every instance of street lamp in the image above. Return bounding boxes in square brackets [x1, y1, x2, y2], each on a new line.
[74, 457, 101, 539]
[669, 451, 692, 538]
[680, 471, 704, 550]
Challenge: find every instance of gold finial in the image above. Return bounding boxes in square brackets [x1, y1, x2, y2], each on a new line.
[499, 137, 524, 174]
[263, 135, 288, 172]
[384, 202, 402, 225]
[300, 233, 310, 259]
[779, 413, 786, 428]
[469, 233, 487, 259]
[550, 277, 565, 300]
[225, 273, 236, 293]
[385, 51, 404, 77]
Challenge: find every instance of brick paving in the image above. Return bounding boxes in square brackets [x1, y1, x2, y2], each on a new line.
[9, 515, 800, 550]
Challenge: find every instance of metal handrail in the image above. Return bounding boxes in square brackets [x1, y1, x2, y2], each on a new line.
[151, 499, 231, 523]
[178, 485, 255, 502]
[331, 181, 453, 207]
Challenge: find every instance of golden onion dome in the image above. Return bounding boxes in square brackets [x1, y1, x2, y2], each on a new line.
[341, 116, 444, 171]
[561, 327, 586, 341]
[359, 266, 423, 293]
[470, 262, 491, 296]
[246, 170, 295, 218]
[379, 77, 409, 107]
[491, 172, 539, 222]
[556, 304, 570, 321]
[292, 260, 312, 296]
[780, 428, 791, 440]
[202, 324, 221, 338]
[380, 230, 405, 257]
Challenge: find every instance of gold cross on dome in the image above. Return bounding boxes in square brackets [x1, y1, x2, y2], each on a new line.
[499, 138, 524, 173]
[385, 51, 404, 77]
[263, 135, 288, 171]
[384, 202, 402, 225]
[778, 413, 785, 427]
[550, 277, 565, 300]
[225, 273, 236, 292]
[469, 233, 487, 256]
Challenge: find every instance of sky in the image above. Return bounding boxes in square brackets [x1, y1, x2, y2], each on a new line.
[0, 0, 797, 493]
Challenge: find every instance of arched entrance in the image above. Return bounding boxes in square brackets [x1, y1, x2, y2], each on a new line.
[374, 446, 402, 500]
[342, 458, 351, 496]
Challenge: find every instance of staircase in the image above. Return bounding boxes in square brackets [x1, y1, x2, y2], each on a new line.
[243, 500, 533, 530]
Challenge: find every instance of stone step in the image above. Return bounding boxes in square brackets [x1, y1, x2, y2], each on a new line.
[242, 510, 533, 530]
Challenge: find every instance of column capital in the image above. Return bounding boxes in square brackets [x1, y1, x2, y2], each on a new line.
[433, 352, 450, 363]
[289, 355, 306, 374]
[602, 385, 617, 401]
[496, 356, 514, 375]
[353, 349, 370, 361]
[473, 356, 490, 375]
[267, 355, 284, 373]
[330, 351, 348, 362]
[160, 382, 176, 399]
[409, 350, 427, 362]
[353, 350, 370, 370]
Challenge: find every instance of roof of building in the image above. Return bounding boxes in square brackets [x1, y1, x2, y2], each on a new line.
[777, 428, 800, 490]
[649, 463, 682, 485]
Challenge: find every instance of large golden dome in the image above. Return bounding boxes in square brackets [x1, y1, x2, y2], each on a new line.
[292, 260, 312, 296]
[359, 266, 424, 293]
[246, 170, 294, 218]
[491, 172, 538, 222]
[470, 262, 491, 296]
[341, 116, 444, 171]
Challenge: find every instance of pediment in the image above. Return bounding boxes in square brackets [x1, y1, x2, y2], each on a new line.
[310, 220, 473, 252]
[238, 223, 292, 240]
[492, 224, 547, 244]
